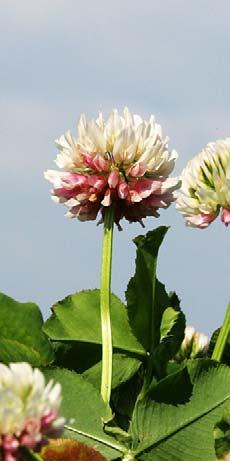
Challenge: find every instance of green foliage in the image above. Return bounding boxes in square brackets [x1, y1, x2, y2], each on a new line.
[44, 290, 144, 356]
[52, 341, 102, 373]
[214, 404, 230, 459]
[1, 225, 229, 461]
[125, 227, 185, 388]
[151, 306, 185, 378]
[111, 368, 143, 424]
[43, 368, 123, 460]
[129, 362, 230, 460]
[83, 353, 141, 391]
[148, 366, 193, 404]
[160, 307, 181, 340]
[209, 328, 230, 366]
[0, 292, 53, 366]
[126, 226, 169, 352]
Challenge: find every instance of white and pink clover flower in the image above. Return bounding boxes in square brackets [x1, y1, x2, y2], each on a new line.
[0, 363, 65, 461]
[44, 108, 179, 226]
[176, 138, 230, 228]
[175, 326, 209, 362]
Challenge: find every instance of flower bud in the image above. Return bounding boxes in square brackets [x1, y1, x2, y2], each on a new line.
[176, 138, 230, 228]
[175, 326, 209, 361]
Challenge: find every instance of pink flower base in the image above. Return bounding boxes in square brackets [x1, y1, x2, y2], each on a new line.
[1, 411, 59, 461]
[46, 167, 177, 226]
[187, 211, 219, 228]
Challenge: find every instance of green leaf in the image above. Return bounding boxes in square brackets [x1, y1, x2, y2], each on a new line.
[166, 360, 185, 377]
[209, 328, 230, 366]
[148, 366, 193, 405]
[126, 227, 169, 352]
[83, 353, 141, 391]
[160, 307, 182, 340]
[112, 369, 143, 421]
[52, 341, 102, 373]
[151, 306, 185, 378]
[214, 404, 230, 459]
[0, 292, 53, 366]
[43, 290, 144, 356]
[125, 227, 184, 388]
[129, 362, 230, 460]
[43, 368, 124, 460]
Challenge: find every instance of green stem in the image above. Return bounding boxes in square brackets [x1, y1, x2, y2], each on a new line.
[122, 452, 136, 460]
[212, 302, 230, 362]
[100, 206, 114, 404]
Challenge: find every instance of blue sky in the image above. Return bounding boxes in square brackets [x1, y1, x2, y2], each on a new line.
[0, 0, 230, 335]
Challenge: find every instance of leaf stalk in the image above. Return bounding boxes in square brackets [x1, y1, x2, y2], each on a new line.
[212, 302, 230, 362]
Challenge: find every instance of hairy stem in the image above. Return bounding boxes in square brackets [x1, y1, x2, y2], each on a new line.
[100, 206, 114, 404]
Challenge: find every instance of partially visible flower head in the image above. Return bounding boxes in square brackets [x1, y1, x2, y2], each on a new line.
[44, 108, 179, 226]
[176, 138, 230, 228]
[175, 326, 209, 362]
[0, 363, 65, 461]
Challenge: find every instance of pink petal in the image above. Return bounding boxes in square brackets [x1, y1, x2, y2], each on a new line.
[129, 190, 142, 203]
[88, 192, 98, 202]
[88, 174, 106, 190]
[93, 154, 110, 172]
[45, 170, 87, 188]
[221, 207, 230, 226]
[76, 192, 90, 202]
[144, 192, 173, 208]
[129, 178, 153, 200]
[68, 203, 100, 221]
[101, 189, 112, 206]
[82, 152, 95, 169]
[127, 162, 146, 177]
[2, 436, 19, 451]
[61, 173, 87, 188]
[20, 434, 37, 449]
[118, 182, 129, 199]
[41, 412, 56, 430]
[82, 153, 109, 172]
[2, 436, 19, 461]
[187, 211, 218, 228]
[53, 187, 79, 200]
[4, 454, 17, 461]
[108, 170, 120, 188]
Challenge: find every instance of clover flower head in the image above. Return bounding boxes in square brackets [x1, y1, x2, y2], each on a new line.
[44, 107, 179, 227]
[176, 138, 230, 228]
[175, 326, 209, 361]
[191, 331, 210, 358]
[0, 363, 65, 461]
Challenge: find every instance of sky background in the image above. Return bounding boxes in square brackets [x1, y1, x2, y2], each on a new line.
[0, 0, 229, 336]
